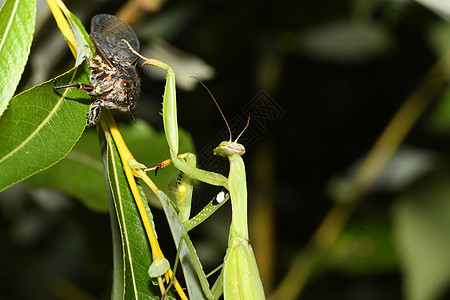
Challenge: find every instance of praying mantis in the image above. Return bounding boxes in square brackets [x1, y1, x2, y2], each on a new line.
[123, 41, 266, 299]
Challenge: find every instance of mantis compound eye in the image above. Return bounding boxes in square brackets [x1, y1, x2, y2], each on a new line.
[121, 80, 132, 89]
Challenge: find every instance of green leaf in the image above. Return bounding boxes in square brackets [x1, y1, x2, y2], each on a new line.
[393, 167, 450, 300]
[0, 64, 90, 192]
[416, 0, 450, 21]
[0, 10, 93, 192]
[25, 130, 108, 212]
[23, 120, 195, 213]
[298, 21, 393, 63]
[0, 0, 36, 117]
[157, 190, 209, 299]
[141, 38, 215, 91]
[427, 87, 450, 134]
[327, 218, 397, 276]
[66, 11, 94, 64]
[99, 126, 160, 299]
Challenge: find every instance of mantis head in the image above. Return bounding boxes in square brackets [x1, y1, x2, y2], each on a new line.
[214, 141, 246, 157]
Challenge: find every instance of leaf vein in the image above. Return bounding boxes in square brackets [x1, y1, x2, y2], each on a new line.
[0, 70, 78, 164]
[0, 0, 20, 53]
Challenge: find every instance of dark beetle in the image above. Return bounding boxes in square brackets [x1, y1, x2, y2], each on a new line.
[54, 14, 141, 128]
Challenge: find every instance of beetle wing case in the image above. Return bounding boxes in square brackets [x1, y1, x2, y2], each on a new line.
[90, 14, 140, 68]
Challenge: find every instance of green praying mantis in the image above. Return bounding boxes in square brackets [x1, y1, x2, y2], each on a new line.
[123, 41, 266, 299]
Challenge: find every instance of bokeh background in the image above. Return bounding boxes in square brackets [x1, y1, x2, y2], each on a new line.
[1, 0, 450, 299]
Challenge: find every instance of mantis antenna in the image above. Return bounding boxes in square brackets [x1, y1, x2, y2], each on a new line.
[193, 78, 233, 141]
[193, 78, 251, 143]
[235, 116, 250, 142]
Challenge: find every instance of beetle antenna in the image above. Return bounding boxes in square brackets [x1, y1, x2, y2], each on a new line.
[129, 110, 137, 125]
[192, 77, 232, 141]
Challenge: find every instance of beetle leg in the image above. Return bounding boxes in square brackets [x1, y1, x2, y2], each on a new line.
[53, 79, 96, 94]
[86, 101, 102, 128]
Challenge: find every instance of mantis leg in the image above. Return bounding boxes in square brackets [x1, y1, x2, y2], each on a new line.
[123, 41, 264, 299]
[122, 41, 229, 189]
[155, 69, 265, 299]
[146, 153, 231, 225]
[166, 233, 223, 300]
[160, 66, 228, 189]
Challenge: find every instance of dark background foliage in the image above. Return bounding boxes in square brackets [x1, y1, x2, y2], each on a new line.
[1, 0, 450, 299]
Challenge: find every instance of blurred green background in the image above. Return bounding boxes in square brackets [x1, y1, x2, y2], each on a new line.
[1, 0, 450, 299]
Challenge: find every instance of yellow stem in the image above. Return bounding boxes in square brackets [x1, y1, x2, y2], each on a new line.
[48, 2, 188, 297]
[47, 0, 77, 57]
[102, 111, 163, 257]
[101, 111, 188, 300]
[157, 277, 166, 296]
